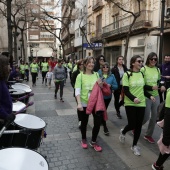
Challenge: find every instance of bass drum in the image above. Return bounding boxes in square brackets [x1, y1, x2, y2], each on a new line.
[9, 89, 26, 104]
[0, 148, 49, 170]
[12, 101, 26, 114]
[12, 114, 46, 150]
[11, 83, 32, 104]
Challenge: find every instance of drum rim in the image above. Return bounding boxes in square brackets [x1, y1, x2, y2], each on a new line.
[0, 147, 49, 168]
[14, 114, 46, 129]
[9, 89, 26, 95]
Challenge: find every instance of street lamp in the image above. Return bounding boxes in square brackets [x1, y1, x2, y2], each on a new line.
[159, 0, 166, 64]
[59, 45, 62, 58]
[19, 39, 22, 61]
[81, 26, 86, 59]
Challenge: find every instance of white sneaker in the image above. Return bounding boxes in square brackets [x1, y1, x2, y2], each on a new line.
[131, 145, 141, 156]
[119, 129, 125, 143]
[78, 121, 81, 128]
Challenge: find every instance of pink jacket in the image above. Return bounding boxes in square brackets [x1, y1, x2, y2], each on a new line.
[86, 82, 108, 121]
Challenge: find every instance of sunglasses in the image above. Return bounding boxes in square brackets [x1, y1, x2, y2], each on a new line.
[150, 58, 157, 61]
[136, 60, 143, 63]
[100, 58, 104, 60]
[103, 66, 109, 68]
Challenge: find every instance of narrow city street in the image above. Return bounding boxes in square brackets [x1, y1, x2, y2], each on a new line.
[26, 77, 170, 170]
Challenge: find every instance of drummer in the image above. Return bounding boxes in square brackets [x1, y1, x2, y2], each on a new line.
[8, 66, 20, 81]
[30, 59, 39, 86]
[0, 55, 12, 120]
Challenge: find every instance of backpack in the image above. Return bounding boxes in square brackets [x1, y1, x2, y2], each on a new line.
[157, 101, 165, 122]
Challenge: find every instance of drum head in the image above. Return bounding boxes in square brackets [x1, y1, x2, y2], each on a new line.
[14, 114, 46, 129]
[0, 148, 48, 170]
[12, 83, 32, 93]
[9, 89, 26, 96]
[13, 101, 26, 112]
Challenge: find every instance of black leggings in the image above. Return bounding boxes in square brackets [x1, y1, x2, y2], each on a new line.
[122, 106, 145, 146]
[55, 80, 64, 98]
[114, 86, 124, 113]
[80, 107, 103, 142]
[31, 73, 37, 84]
[156, 153, 170, 167]
[75, 97, 81, 121]
[42, 71, 47, 84]
[102, 98, 111, 128]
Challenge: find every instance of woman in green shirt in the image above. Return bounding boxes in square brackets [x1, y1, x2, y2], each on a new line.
[75, 56, 103, 152]
[141, 52, 166, 144]
[41, 58, 48, 86]
[119, 55, 154, 156]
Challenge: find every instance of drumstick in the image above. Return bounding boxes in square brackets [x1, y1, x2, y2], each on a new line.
[14, 101, 34, 115]
[12, 93, 34, 101]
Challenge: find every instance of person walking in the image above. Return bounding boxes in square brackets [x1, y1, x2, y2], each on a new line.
[19, 61, 25, 80]
[25, 62, 29, 82]
[30, 59, 39, 86]
[71, 59, 84, 128]
[53, 59, 65, 102]
[46, 68, 53, 88]
[119, 55, 154, 156]
[67, 59, 74, 81]
[98, 62, 118, 135]
[141, 52, 166, 144]
[41, 58, 49, 86]
[93, 55, 106, 72]
[75, 56, 104, 152]
[111, 56, 128, 119]
[152, 88, 170, 170]
[159, 55, 170, 102]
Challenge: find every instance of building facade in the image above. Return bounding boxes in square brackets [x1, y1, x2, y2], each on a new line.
[27, 0, 56, 60]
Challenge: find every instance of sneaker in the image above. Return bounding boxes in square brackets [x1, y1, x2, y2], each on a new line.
[81, 139, 88, 149]
[152, 163, 164, 170]
[117, 112, 122, 119]
[78, 121, 81, 129]
[54, 94, 57, 99]
[131, 145, 141, 156]
[144, 136, 155, 144]
[104, 127, 109, 135]
[119, 129, 125, 143]
[60, 98, 64, 102]
[89, 141, 102, 152]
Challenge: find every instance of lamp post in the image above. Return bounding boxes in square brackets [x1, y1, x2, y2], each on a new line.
[81, 26, 86, 59]
[19, 40, 22, 61]
[159, 0, 166, 64]
[59, 45, 62, 58]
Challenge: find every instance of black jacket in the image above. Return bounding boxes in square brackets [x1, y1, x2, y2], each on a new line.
[71, 69, 80, 88]
[111, 64, 128, 88]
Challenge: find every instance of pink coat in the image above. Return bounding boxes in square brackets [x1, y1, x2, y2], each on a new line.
[86, 82, 108, 121]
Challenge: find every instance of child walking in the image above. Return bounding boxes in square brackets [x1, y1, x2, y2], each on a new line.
[46, 68, 53, 88]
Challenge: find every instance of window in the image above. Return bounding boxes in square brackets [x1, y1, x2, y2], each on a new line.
[96, 14, 102, 35]
[113, 14, 119, 30]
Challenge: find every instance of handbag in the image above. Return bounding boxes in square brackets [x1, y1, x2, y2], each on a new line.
[102, 82, 111, 96]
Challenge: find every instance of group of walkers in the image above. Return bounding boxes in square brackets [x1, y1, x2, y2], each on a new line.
[70, 53, 170, 170]
[6, 52, 170, 169]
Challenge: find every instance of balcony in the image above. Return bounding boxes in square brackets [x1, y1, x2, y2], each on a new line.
[102, 10, 152, 39]
[90, 29, 102, 42]
[92, 0, 103, 12]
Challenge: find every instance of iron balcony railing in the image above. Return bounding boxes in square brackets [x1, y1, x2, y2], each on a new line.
[102, 10, 152, 38]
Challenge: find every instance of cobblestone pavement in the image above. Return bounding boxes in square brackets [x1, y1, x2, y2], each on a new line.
[25, 76, 170, 170]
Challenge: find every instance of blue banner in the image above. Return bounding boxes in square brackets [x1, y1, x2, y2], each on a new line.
[83, 43, 103, 49]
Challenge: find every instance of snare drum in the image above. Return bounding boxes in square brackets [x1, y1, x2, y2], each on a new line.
[9, 89, 26, 104]
[11, 83, 32, 104]
[12, 114, 46, 149]
[0, 148, 49, 170]
[12, 101, 26, 113]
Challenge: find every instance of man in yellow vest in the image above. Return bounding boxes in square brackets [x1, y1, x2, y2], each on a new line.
[30, 59, 39, 86]
[41, 58, 49, 86]
[25, 62, 29, 82]
[20, 61, 25, 80]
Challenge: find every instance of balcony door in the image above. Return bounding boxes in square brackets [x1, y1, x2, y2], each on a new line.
[96, 14, 102, 36]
